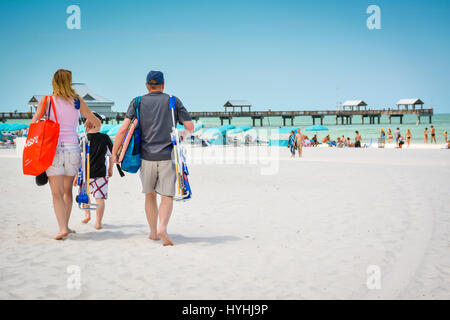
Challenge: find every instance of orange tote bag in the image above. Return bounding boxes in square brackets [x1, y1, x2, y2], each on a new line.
[23, 96, 60, 176]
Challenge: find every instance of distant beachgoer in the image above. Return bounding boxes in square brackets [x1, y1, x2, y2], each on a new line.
[380, 128, 386, 139]
[112, 70, 193, 246]
[387, 128, 393, 144]
[347, 137, 355, 147]
[397, 135, 405, 149]
[424, 128, 428, 143]
[30, 69, 101, 240]
[430, 125, 436, 144]
[287, 131, 296, 157]
[355, 131, 362, 148]
[443, 131, 448, 144]
[394, 128, 400, 143]
[406, 129, 412, 147]
[294, 129, 304, 157]
[304, 137, 312, 147]
[311, 135, 318, 146]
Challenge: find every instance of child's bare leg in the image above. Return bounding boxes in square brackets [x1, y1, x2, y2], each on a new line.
[82, 203, 91, 223]
[145, 192, 159, 240]
[157, 195, 174, 246]
[94, 198, 105, 230]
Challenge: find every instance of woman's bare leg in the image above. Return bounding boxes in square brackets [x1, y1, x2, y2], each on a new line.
[49, 175, 69, 240]
[157, 195, 174, 246]
[145, 192, 159, 240]
[64, 176, 76, 233]
[94, 198, 105, 230]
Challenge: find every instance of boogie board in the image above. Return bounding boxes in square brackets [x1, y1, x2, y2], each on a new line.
[117, 119, 138, 163]
[115, 118, 138, 177]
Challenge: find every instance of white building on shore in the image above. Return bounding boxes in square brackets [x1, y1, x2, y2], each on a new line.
[28, 83, 115, 119]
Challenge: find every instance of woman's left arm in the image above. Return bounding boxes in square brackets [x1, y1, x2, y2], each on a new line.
[30, 98, 47, 123]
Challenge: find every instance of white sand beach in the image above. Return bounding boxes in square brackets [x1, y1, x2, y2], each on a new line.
[0, 145, 449, 300]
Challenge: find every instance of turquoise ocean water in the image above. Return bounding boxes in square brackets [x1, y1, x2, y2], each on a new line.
[5, 114, 450, 144]
[198, 113, 450, 144]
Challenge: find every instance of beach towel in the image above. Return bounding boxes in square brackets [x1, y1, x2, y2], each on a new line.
[23, 96, 60, 176]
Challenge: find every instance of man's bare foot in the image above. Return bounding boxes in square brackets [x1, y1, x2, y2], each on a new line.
[54, 231, 69, 240]
[157, 230, 174, 246]
[95, 224, 102, 230]
[82, 216, 91, 224]
[149, 233, 160, 241]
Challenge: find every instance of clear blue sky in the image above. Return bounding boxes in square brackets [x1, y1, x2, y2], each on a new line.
[1, 0, 449, 113]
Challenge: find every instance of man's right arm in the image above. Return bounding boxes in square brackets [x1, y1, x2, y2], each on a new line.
[182, 120, 194, 137]
[175, 97, 194, 139]
[112, 99, 136, 163]
[112, 118, 131, 164]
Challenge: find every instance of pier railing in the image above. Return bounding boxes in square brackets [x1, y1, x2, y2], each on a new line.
[1, 108, 434, 126]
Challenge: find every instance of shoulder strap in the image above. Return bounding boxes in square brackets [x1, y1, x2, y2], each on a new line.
[135, 96, 141, 127]
[49, 96, 58, 123]
[37, 96, 58, 123]
[37, 96, 48, 120]
[169, 96, 176, 128]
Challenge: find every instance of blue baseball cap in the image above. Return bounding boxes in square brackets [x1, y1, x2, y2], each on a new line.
[146, 70, 164, 85]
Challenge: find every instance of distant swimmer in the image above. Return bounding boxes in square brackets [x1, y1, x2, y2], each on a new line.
[355, 131, 362, 148]
[430, 125, 436, 144]
[424, 127, 428, 144]
[406, 129, 412, 147]
[294, 128, 304, 158]
[287, 130, 296, 158]
[387, 128, 393, 144]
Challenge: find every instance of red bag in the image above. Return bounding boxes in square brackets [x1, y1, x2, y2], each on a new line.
[23, 96, 60, 176]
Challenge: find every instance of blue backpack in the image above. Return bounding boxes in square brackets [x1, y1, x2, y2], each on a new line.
[120, 96, 142, 174]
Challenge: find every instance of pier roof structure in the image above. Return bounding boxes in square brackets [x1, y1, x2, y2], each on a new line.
[396, 98, 424, 110]
[341, 100, 368, 111]
[224, 100, 252, 113]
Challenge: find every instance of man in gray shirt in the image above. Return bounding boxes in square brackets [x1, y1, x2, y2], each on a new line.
[112, 70, 194, 246]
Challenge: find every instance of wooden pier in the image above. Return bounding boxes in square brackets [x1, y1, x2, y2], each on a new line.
[120, 108, 434, 126]
[1, 108, 433, 126]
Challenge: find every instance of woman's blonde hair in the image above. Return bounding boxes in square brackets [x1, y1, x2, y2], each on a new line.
[52, 69, 79, 99]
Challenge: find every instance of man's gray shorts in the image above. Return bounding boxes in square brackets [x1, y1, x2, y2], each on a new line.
[139, 159, 175, 197]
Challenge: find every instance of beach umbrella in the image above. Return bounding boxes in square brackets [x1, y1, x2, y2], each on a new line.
[218, 124, 235, 131]
[305, 125, 329, 132]
[107, 125, 122, 137]
[0, 123, 11, 131]
[176, 122, 204, 133]
[99, 124, 114, 134]
[305, 125, 329, 142]
[5, 124, 29, 132]
[229, 126, 253, 134]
